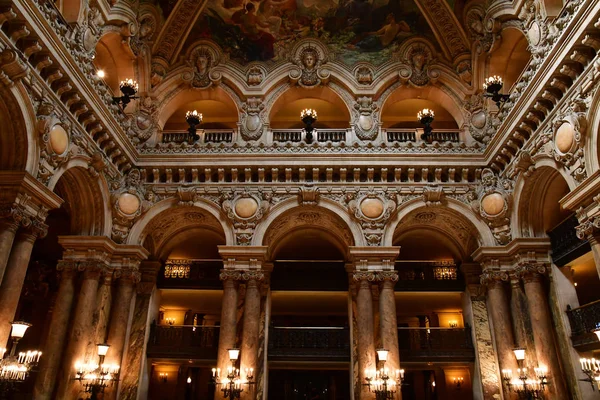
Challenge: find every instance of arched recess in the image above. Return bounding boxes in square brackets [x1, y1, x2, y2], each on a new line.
[94, 32, 136, 94]
[0, 85, 38, 173]
[486, 27, 531, 91]
[380, 86, 464, 129]
[49, 165, 110, 236]
[514, 165, 572, 238]
[158, 87, 239, 131]
[269, 86, 351, 129]
[383, 198, 495, 252]
[127, 198, 234, 251]
[585, 88, 600, 174]
[253, 197, 365, 251]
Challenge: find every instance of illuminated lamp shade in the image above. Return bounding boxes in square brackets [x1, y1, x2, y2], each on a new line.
[376, 349, 389, 362]
[513, 348, 526, 361]
[594, 328, 600, 341]
[10, 322, 31, 339]
[228, 348, 240, 361]
[97, 344, 110, 357]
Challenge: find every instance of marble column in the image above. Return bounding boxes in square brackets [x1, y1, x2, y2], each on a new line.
[240, 272, 264, 400]
[378, 272, 401, 400]
[56, 262, 103, 399]
[216, 270, 241, 388]
[354, 272, 376, 400]
[520, 266, 568, 399]
[33, 261, 77, 400]
[0, 223, 45, 348]
[586, 235, 600, 280]
[85, 270, 113, 362]
[104, 268, 139, 400]
[483, 277, 518, 400]
[119, 261, 160, 400]
[0, 217, 20, 285]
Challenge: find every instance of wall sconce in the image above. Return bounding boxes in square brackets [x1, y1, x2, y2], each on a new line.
[580, 358, 600, 390]
[159, 372, 168, 383]
[364, 348, 405, 399]
[74, 344, 120, 398]
[187, 376, 192, 384]
[501, 348, 548, 397]
[449, 321, 458, 328]
[165, 318, 175, 326]
[211, 348, 254, 400]
[453, 377, 463, 390]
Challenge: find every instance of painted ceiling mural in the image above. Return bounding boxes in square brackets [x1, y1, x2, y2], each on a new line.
[149, 0, 465, 66]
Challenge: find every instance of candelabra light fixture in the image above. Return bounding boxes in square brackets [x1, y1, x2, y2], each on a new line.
[483, 76, 510, 108]
[165, 318, 175, 326]
[417, 108, 434, 142]
[449, 320, 458, 328]
[185, 110, 203, 142]
[159, 372, 168, 383]
[211, 348, 254, 400]
[501, 348, 548, 399]
[113, 79, 139, 109]
[579, 357, 600, 390]
[364, 349, 405, 400]
[453, 377, 464, 390]
[74, 344, 120, 400]
[300, 108, 317, 143]
[0, 322, 41, 383]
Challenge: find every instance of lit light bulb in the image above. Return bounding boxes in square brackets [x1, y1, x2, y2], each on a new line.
[97, 70, 105, 78]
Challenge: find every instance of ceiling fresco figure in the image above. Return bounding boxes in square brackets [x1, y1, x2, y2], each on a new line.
[181, 0, 438, 65]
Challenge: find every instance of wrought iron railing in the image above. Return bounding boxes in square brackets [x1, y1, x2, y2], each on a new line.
[566, 301, 600, 350]
[162, 129, 234, 144]
[268, 327, 350, 361]
[386, 129, 460, 143]
[395, 261, 464, 291]
[147, 325, 219, 359]
[398, 327, 474, 361]
[548, 214, 590, 266]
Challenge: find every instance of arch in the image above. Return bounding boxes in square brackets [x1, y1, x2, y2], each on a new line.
[486, 27, 531, 91]
[127, 197, 235, 250]
[268, 86, 351, 129]
[48, 163, 111, 236]
[383, 198, 496, 256]
[513, 163, 573, 238]
[94, 32, 136, 94]
[157, 87, 239, 130]
[0, 84, 38, 174]
[380, 85, 465, 128]
[253, 197, 365, 256]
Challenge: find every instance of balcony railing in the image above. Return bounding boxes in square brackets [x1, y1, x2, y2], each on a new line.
[157, 260, 223, 290]
[566, 301, 600, 350]
[162, 129, 234, 144]
[395, 261, 465, 291]
[147, 325, 219, 359]
[272, 129, 347, 143]
[398, 327, 474, 362]
[548, 214, 590, 266]
[386, 129, 460, 143]
[268, 327, 350, 361]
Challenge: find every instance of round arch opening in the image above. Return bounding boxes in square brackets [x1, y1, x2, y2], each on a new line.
[94, 32, 136, 94]
[487, 28, 531, 92]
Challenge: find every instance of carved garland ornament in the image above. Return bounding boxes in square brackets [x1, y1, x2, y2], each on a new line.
[470, 168, 513, 245]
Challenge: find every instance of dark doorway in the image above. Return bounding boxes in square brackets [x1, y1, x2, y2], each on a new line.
[268, 369, 350, 400]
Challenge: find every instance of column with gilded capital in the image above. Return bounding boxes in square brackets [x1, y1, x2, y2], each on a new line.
[240, 270, 265, 400]
[119, 260, 161, 400]
[104, 266, 142, 400]
[0, 220, 48, 348]
[354, 271, 376, 399]
[217, 269, 241, 382]
[576, 217, 600, 279]
[480, 270, 518, 399]
[517, 264, 568, 399]
[0, 209, 22, 284]
[56, 260, 105, 399]
[378, 271, 401, 392]
[33, 260, 78, 400]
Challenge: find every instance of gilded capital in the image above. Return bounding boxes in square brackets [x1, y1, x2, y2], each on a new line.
[513, 262, 547, 282]
[219, 269, 242, 282]
[352, 271, 377, 282]
[479, 269, 509, 287]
